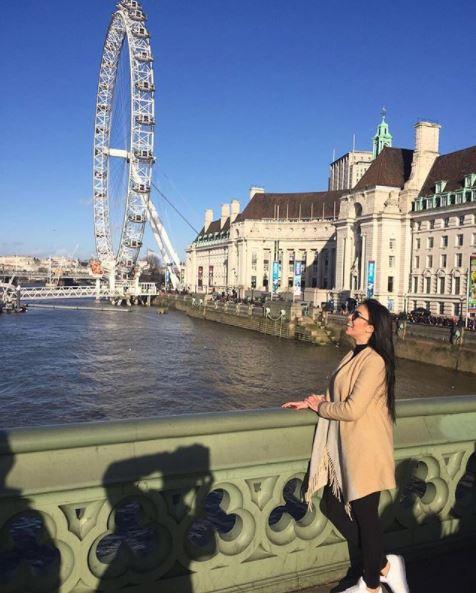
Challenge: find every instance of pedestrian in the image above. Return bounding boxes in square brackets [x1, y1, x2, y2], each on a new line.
[282, 299, 409, 593]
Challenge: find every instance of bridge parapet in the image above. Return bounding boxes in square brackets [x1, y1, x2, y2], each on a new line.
[0, 397, 475, 592]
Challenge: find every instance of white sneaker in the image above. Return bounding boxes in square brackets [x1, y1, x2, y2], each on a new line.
[380, 554, 410, 593]
[342, 577, 382, 592]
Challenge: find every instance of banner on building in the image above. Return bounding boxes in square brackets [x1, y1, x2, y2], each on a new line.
[469, 254, 476, 313]
[367, 260, 376, 299]
[272, 261, 281, 293]
[293, 261, 302, 297]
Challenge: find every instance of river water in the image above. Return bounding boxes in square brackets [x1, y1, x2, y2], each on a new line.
[1, 304, 474, 429]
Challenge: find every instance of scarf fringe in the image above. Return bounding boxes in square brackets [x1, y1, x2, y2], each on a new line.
[305, 445, 353, 520]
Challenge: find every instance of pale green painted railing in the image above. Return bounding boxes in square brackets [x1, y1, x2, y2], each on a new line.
[0, 397, 475, 593]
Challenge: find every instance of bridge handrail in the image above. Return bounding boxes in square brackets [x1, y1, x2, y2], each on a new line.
[3, 395, 476, 454]
[0, 396, 475, 592]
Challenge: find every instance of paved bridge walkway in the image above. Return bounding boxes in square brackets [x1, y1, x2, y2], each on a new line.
[297, 544, 474, 593]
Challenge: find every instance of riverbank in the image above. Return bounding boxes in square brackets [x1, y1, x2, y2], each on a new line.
[159, 295, 332, 345]
[155, 295, 476, 375]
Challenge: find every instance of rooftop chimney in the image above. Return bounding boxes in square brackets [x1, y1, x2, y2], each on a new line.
[220, 203, 230, 229]
[404, 121, 441, 194]
[204, 208, 213, 232]
[249, 186, 265, 200]
[230, 199, 240, 223]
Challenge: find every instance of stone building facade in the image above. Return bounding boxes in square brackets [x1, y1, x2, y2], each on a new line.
[328, 150, 373, 191]
[334, 121, 476, 317]
[185, 117, 476, 318]
[185, 188, 345, 301]
[409, 147, 476, 316]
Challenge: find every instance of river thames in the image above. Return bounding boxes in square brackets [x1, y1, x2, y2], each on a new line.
[1, 304, 475, 429]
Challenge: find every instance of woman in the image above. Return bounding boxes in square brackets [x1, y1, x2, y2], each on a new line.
[282, 299, 410, 593]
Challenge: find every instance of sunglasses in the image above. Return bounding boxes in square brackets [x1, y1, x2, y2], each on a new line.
[352, 310, 370, 323]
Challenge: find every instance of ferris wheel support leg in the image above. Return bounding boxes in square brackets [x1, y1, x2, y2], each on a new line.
[95, 278, 101, 301]
[108, 270, 116, 296]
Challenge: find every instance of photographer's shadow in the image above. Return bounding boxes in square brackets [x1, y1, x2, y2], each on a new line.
[0, 431, 60, 593]
[95, 444, 216, 592]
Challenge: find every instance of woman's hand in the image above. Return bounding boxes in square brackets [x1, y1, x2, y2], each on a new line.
[304, 394, 326, 413]
[281, 400, 309, 410]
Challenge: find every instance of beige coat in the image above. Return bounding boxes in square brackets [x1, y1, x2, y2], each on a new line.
[317, 347, 396, 501]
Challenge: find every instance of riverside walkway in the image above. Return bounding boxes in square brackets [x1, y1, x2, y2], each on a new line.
[0, 396, 474, 592]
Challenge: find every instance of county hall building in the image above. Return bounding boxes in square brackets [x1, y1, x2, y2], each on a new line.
[185, 117, 476, 317]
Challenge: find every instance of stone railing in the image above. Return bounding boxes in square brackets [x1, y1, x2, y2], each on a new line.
[1, 397, 475, 593]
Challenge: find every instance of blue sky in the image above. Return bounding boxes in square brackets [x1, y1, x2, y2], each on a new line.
[1, 0, 475, 260]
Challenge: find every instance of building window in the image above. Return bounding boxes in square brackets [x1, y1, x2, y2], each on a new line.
[251, 252, 257, 271]
[389, 238, 396, 249]
[198, 266, 203, 288]
[459, 215, 465, 225]
[414, 256, 420, 268]
[426, 255, 433, 268]
[389, 256, 395, 268]
[473, 233, 476, 247]
[456, 234, 464, 247]
[251, 275, 257, 289]
[439, 277, 445, 294]
[454, 276, 461, 294]
[288, 278, 293, 288]
[208, 265, 214, 286]
[440, 254, 447, 267]
[387, 276, 394, 292]
[454, 303, 461, 316]
[439, 302, 445, 315]
[455, 253, 463, 267]
[413, 276, 418, 293]
[430, 220, 435, 229]
[263, 259, 269, 272]
[263, 275, 268, 288]
[425, 301, 431, 311]
[444, 217, 450, 228]
[425, 277, 431, 294]
[311, 278, 317, 288]
[441, 235, 448, 248]
[427, 237, 434, 248]
[416, 222, 421, 231]
[416, 238, 421, 249]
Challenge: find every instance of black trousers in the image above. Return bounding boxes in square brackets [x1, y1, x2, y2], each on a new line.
[323, 487, 387, 588]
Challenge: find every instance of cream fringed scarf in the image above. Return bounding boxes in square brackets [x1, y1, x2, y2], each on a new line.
[304, 414, 351, 518]
[305, 366, 353, 518]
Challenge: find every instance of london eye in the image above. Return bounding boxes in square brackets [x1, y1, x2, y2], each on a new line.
[93, 0, 180, 286]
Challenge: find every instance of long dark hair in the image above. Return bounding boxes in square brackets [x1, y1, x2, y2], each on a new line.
[363, 299, 396, 422]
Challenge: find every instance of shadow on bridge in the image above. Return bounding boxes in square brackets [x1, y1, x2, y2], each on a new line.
[96, 444, 215, 592]
[0, 431, 61, 593]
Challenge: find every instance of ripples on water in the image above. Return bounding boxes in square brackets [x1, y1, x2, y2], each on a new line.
[1, 303, 474, 429]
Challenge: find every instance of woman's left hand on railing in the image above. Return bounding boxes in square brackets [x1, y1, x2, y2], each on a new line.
[281, 393, 325, 412]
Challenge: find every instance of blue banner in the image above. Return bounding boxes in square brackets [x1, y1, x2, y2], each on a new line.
[293, 261, 302, 297]
[367, 260, 375, 298]
[272, 261, 281, 293]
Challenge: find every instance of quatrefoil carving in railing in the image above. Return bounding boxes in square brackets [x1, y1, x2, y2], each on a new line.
[451, 449, 476, 519]
[186, 482, 255, 562]
[398, 456, 450, 524]
[0, 509, 74, 593]
[89, 495, 173, 582]
[266, 474, 328, 547]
